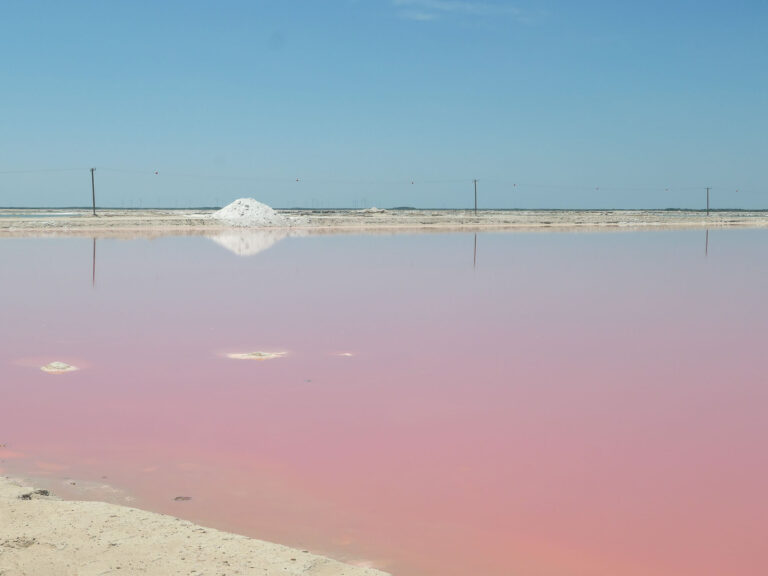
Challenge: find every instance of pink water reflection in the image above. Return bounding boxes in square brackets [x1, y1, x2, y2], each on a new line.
[1, 231, 767, 575]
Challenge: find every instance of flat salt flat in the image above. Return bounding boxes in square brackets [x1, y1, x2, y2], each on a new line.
[1, 208, 768, 237]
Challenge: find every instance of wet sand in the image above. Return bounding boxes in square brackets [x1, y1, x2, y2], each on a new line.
[1, 207, 768, 237]
[0, 476, 388, 576]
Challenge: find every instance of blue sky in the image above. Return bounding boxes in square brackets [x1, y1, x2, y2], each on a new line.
[1, 0, 766, 208]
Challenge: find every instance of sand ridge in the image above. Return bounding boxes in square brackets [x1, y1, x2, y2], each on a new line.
[0, 476, 389, 576]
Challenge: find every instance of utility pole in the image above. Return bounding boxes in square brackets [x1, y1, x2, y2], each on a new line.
[706, 186, 710, 216]
[474, 179, 478, 214]
[90, 168, 97, 216]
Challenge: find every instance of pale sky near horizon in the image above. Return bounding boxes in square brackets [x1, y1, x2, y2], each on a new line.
[1, 1, 766, 209]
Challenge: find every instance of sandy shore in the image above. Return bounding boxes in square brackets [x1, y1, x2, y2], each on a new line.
[1, 208, 768, 237]
[0, 476, 388, 576]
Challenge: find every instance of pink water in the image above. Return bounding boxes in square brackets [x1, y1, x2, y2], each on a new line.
[1, 231, 767, 575]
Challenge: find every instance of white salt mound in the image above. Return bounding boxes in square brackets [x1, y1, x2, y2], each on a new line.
[358, 207, 386, 213]
[212, 198, 287, 227]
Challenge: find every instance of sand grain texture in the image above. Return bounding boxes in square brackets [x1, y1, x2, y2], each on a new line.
[0, 477, 388, 576]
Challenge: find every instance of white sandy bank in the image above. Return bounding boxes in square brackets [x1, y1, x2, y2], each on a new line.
[0, 476, 388, 576]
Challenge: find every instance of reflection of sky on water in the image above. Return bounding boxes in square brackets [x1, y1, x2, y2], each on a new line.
[1, 230, 767, 576]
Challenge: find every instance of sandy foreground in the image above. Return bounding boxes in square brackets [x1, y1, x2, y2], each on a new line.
[0, 476, 388, 576]
[1, 208, 768, 237]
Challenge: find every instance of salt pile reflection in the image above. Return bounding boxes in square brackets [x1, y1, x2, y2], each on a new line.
[207, 229, 292, 256]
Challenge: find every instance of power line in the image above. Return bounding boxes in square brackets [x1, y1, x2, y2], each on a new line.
[0, 166, 760, 196]
[0, 168, 85, 175]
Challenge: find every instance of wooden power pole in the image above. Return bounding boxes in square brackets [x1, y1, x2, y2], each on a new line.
[90, 168, 97, 216]
[474, 179, 478, 214]
[706, 186, 710, 216]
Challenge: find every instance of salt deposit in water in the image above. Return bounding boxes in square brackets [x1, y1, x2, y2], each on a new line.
[212, 198, 287, 227]
[40, 361, 78, 374]
[226, 351, 286, 361]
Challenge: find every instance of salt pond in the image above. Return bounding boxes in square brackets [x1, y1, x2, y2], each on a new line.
[1, 230, 767, 575]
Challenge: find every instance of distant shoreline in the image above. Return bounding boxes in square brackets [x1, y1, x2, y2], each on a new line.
[2, 206, 768, 212]
[1, 208, 768, 237]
